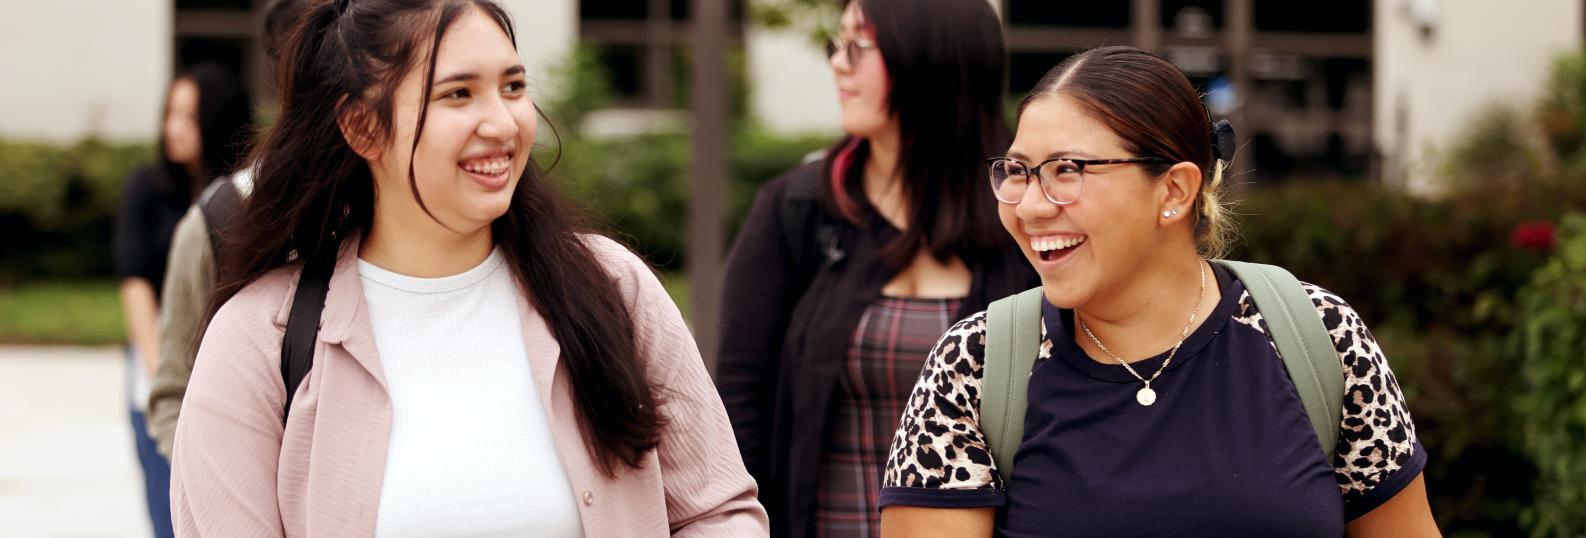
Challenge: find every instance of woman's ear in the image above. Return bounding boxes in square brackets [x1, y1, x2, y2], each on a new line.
[1157, 161, 1203, 223]
[337, 101, 382, 160]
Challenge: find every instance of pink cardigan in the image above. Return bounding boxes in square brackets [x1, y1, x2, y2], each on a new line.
[170, 235, 768, 536]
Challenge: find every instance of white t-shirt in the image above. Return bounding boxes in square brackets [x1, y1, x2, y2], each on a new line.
[360, 248, 583, 537]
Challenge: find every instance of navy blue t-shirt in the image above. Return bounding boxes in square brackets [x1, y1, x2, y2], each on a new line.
[880, 265, 1426, 536]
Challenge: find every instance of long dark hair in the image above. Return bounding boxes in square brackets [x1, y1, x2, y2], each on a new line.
[211, 0, 664, 476]
[1017, 46, 1235, 257]
[821, 0, 1012, 267]
[157, 63, 253, 199]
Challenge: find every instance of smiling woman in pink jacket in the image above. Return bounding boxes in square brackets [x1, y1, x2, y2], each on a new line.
[168, 0, 766, 535]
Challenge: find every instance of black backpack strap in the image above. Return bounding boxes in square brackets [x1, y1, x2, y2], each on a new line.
[280, 245, 337, 422]
[777, 168, 844, 283]
[197, 177, 241, 258]
[778, 170, 821, 268]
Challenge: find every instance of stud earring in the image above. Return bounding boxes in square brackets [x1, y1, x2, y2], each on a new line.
[1163, 209, 1178, 218]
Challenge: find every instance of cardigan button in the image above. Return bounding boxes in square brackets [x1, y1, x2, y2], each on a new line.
[583, 491, 594, 506]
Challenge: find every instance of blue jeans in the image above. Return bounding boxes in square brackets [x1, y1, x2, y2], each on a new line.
[128, 353, 174, 538]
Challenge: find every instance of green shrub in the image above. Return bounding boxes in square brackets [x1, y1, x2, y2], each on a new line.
[531, 43, 831, 271]
[1438, 105, 1545, 192]
[546, 126, 828, 270]
[1224, 50, 1586, 533]
[0, 142, 71, 225]
[552, 132, 693, 266]
[1230, 173, 1586, 535]
[1514, 213, 1586, 537]
[1536, 52, 1586, 167]
[0, 139, 152, 283]
[537, 45, 617, 138]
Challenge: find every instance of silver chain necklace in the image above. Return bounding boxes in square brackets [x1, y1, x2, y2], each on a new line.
[1079, 261, 1207, 406]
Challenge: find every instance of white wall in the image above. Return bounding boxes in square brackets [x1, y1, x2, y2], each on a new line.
[746, 26, 842, 136]
[1375, 0, 1583, 192]
[0, 0, 171, 143]
[0, 0, 573, 144]
[498, 0, 577, 104]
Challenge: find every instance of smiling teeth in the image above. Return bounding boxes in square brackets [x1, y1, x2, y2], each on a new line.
[1032, 236, 1086, 252]
[463, 157, 510, 176]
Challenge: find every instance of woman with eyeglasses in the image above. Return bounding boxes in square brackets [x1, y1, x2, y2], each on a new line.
[714, 0, 1036, 536]
[878, 46, 1438, 537]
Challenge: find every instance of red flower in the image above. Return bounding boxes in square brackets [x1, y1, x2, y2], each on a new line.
[1510, 221, 1557, 253]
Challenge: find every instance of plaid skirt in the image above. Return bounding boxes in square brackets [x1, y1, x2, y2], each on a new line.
[815, 295, 963, 538]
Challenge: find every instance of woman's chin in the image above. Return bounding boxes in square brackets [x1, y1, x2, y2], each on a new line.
[1033, 265, 1092, 310]
[839, 114, 888, 139]
[476, 204, 513, 225]
[1038, 283, 1086, 310]
[451, 198, 512, 230]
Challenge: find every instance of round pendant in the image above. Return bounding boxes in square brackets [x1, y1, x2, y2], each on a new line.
[1136, 387, 1157, 406]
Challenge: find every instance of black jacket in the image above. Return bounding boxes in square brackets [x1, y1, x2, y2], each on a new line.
[715, 161, 1037, 537]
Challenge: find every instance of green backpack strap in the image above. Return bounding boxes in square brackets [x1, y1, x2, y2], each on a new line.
[981, 286, 1045, 485]
[1213, 260, 1345, 459]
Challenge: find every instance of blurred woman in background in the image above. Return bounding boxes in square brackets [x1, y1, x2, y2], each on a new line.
[714, 0, 1035, 535]
[112, 62, 252, 538]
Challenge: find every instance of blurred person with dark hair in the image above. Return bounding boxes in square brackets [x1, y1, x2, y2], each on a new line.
[113, 61, 252, 538]
[713, 0, 1036, 535]
[261, 0, 305, 61]
[147, 0, 305, 459]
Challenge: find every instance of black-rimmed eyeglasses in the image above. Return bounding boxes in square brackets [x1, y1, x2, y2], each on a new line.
[987, 156, 1175, 205]
[825, 36, 876, 66]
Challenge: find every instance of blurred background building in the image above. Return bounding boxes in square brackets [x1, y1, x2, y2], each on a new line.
[0, 0, 573, 141]
[2, 0, 1581, 188]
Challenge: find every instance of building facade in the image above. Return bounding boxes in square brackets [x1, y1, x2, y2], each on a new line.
[0, 0, 173, 143]
[0, 0, 1579, 186]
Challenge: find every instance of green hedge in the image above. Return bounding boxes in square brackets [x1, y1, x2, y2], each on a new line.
[548, 126, 829, 270]
[1224, 52, 1586, 536]
[0, 129, 827, 281]
[0, 139, 152, 284]
[1230, 177, 1584, 535]
[1515, 213, 1586, 537]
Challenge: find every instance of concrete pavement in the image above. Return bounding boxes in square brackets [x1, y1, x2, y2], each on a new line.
[0, 346, 152, 537]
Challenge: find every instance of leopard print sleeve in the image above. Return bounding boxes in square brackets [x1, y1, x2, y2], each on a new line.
[879, 311, 1007, 507]
[1231, 283, 1426, 517]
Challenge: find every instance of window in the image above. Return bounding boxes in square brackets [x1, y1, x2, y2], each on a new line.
[1161, 0, 1223, 31]
[1254, 0, 1370, 33]
[580, 0, 645, 20]
[595, 44, 645, 99]
[177, 37, 248, 74]
[173, 0, 260, 103]
[1000, 0, 1374, 180]
[579, 0, 746, 108]
[1006, 0, 1129, 28]
[176, 0, 253, 9]
[1009, 51, 1077, 96]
